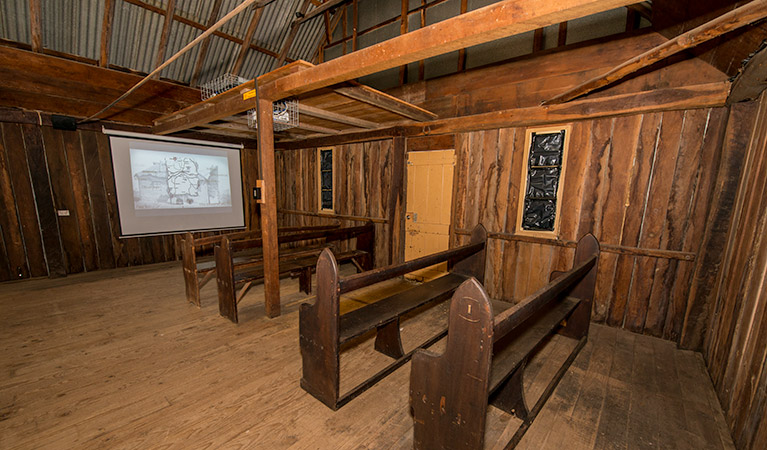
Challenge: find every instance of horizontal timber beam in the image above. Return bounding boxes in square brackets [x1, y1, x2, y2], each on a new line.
[261, 0, 637, 99]
[454, 228, 696, 261]
[334, 83, 438, 121]
[545, 0, 767, 104]
[297, 103, 378, 128]
[275, 82, 730, 149]
[153, 80, 256, 134]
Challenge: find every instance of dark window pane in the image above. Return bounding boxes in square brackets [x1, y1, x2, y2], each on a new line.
[526, 168, 560, 199]
[529, 131, 564, 166]
[321, 190, 333, 209]
[320, 149, 333, 170]
[321, 171, 332, 190]
[522, 199, 556, 231]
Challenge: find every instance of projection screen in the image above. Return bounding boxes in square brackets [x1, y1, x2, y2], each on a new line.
[105, 129, 245, 236]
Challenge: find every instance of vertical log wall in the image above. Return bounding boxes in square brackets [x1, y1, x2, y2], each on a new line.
[703, 92, 767, 450]
[0, 122, 260, 282]
[276, 139, 392, 267]
[450, 107, 730, 342]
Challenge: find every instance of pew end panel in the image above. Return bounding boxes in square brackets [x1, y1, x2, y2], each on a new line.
[215, 236, 238, 323]
[299, 248, 342, 410]
[409, 233, 600, 449]
[181, 232, 201, 306]
[449, 224, 487, 281]
[410, 278, 494, 450]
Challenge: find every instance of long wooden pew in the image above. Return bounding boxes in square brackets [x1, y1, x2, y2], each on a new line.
[216, 223, 376, 323]
[181, 224, 339, 306]
[409, 234, 599, 449]
[300, 224, 487, 410]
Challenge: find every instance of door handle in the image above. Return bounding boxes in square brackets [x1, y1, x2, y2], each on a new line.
[406, 212, 417, 222]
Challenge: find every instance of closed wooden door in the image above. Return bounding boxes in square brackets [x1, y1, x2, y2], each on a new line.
[404, 149, 455, 281]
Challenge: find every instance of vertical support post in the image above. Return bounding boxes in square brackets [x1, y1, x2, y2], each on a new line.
[388, 136, 406, 264]
[256, 89, 281, 318]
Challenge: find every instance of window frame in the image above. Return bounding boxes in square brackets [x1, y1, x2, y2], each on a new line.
[515, 124, 571, 238]
[317, 147, 335, 214]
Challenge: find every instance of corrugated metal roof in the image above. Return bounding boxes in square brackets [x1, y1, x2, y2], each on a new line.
[41, 0, 103, 61]
[0, 0, 327, 87]
[0, 0, 31, 44]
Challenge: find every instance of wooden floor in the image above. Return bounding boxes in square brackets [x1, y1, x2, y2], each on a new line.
[0, 262, 735, 449]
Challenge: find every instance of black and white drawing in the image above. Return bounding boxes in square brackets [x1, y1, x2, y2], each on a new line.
[130, 149, 232, 209]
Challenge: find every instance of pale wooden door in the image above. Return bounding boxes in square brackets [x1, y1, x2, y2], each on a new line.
[404, 149, 455, 281]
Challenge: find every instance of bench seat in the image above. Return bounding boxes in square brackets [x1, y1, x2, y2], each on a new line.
[489, 296, 580, 393]
[339, 272, 468, 344]
[234, 249, 366, 285]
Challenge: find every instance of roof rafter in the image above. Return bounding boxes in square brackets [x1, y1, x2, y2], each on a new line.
[154, 0, 177, 76]
[29, 0, 42, 52]
[275, 0, 314, 68]
[121, 0, 288, 63]
[190, 0, 224, 86]
[231, 4, 266, 76]
[100, 0, 116, 67]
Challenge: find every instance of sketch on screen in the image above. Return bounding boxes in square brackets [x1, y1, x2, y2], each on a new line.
[130, 149, 232, 209]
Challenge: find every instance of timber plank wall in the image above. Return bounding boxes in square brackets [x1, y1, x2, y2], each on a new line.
[703, 91, 767, 450]
[0, 122, 260, 282]
[276, 139, 393, 268]
[277, 29, 745, 345]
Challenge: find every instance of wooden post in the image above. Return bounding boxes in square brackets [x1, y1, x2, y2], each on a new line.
[388, 136, 406, 264]
[256, 90, 281, 318]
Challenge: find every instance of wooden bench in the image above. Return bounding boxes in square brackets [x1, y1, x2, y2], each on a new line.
[409, 234, 599, 450]
[181, 224, 339, 306]
[300, 224, 488, 410]
[216, 223, 376, 323]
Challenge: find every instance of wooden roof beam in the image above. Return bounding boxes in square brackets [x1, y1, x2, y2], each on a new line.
[276, 81, 730, 149]
[121, 0, 285, 62]
[275, 0, 313, 68]
[191, 0, 224, 86]
[334, 83, 437, 121]
[29, 0, 42, 52]
[100, 0, 115, 66]
[297, 103, 378, 128]
[295, 0, 351, 25]
[231, 4, 265, 76]
[154, 0, 177, 75]
[261, 0, 638, 100]
[544, 0, 767, 105]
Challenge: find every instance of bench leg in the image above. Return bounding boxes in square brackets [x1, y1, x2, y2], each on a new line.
[299, 268, 312, 294]
[490, 359, 529, 421]
[374, 318, 405, 359]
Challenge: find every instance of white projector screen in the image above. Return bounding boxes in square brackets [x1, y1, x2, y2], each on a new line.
[107, 131, 245, 236]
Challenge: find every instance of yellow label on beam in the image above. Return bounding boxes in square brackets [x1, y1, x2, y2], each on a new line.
[243, 89, 256, 100]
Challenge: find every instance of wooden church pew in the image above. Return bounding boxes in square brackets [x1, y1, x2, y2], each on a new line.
[300, 224, 487, 410]
[216, 223, 376, 323]
[180, 223, 340, 306]
[409, 234, 599, 449]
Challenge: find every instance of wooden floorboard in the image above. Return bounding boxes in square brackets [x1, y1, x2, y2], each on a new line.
[0, 263, 735, 449]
